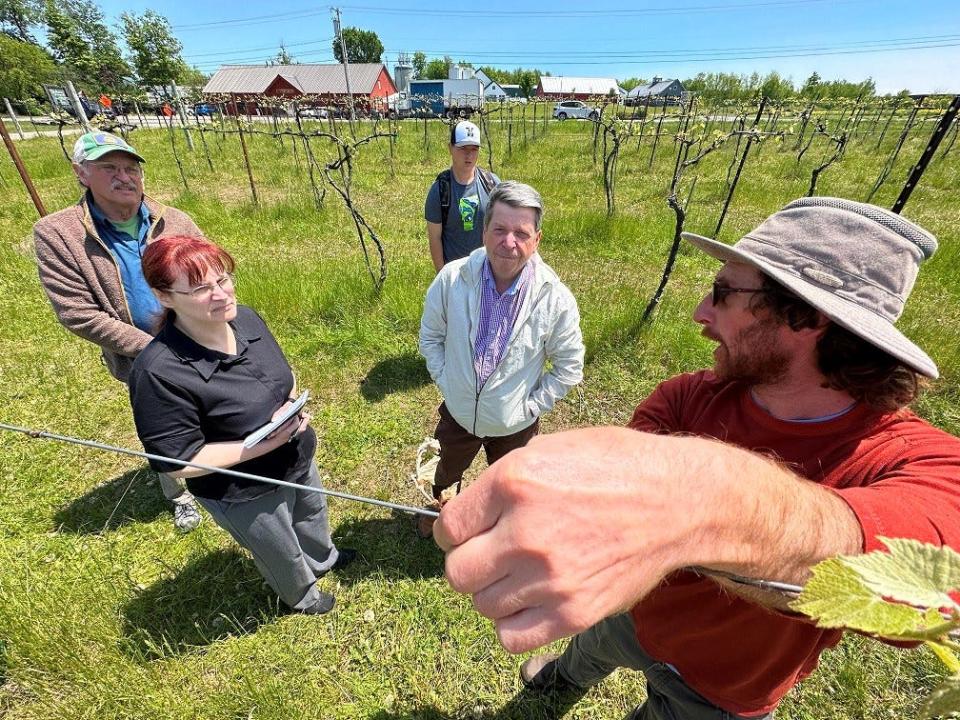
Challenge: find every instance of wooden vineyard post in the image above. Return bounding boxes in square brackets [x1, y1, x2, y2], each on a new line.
[235, 116, 259, 206]
[0, 116, 46, 217]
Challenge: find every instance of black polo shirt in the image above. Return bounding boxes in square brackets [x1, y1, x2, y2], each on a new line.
[128, 305, 317, 502]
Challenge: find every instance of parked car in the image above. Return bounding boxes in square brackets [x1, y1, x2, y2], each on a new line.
[63, 98, 114, 119]
[194, 103, 215, 116]
[297, 106, 329, 119]
[552, 100, 599, 121]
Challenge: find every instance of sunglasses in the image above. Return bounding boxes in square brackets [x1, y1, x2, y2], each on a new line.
[712, 282, 772, 306]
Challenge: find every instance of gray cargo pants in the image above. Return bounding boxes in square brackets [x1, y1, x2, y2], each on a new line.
[556, 613, 773, 720]
[194, 463, 339, 611]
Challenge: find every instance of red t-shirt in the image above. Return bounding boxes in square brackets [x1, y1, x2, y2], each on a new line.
[627, 370, 960, 716]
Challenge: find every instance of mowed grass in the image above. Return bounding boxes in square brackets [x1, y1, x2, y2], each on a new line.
[0, 109, 958, 719]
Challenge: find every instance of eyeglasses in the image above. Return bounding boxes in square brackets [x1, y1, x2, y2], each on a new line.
[87, 161, 143, 177]
[712, 282, 771, 306]
[167, 273, 235, 300]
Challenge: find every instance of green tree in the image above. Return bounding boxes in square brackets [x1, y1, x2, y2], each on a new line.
[0, 33, 57, 99]
[759, 71, 795, 101]
[423, 57, 449, 80]
[44, 0, 130, 92]
[177, 64, 208, 89]
[332, 27, 383, 63]
[274, 42, 295, 65]
[1, 0, 43, 43]
[518, 70, 537, 98]
[800, 71, 822, 98]
[120, 9, 185, 87]
[412, 50, 426, 79]
[619, 76, 648, 92]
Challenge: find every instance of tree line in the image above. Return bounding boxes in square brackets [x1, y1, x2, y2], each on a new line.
[0, 0, 202, 106]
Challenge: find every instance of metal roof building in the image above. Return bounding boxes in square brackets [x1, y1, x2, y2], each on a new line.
[536, 76, 622, 99]
[627, 77, 685, 103]
[202, 63, 398, 116]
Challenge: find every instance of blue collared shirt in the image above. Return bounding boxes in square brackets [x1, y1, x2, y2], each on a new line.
[89, 196, 162, 332]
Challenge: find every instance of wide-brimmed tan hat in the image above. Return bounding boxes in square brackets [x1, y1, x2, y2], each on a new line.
[682, 197, 939, 378]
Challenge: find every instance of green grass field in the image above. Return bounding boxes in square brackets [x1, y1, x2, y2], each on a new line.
[1, 111, 958, 719]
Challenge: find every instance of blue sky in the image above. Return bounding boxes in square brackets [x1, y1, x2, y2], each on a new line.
[96, 0, 960, 94]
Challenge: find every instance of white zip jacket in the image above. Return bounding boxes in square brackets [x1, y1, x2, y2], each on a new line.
[419, 248, 585, 438]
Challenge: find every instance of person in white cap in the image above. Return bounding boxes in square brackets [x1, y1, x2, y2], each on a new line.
[33, 131, 207, 533]
[434, 197, 960, 719]
[424, 120, 500, 272]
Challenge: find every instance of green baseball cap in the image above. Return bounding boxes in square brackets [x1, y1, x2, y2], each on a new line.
[72, 132, 145, 164]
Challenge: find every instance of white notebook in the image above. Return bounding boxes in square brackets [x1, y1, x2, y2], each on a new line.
[242, 390, 310, 449]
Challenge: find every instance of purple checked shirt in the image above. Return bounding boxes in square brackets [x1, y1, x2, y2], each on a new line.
[473, 258, 533, 391]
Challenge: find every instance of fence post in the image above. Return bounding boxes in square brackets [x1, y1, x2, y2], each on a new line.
[3, 99, 24, 139]
[891, 95, 960, 214]
[65, 82, 92, 133]
[171, 82, 195, 151]
[0, 116, 46, 217]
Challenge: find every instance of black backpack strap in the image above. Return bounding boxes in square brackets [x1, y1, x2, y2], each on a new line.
[476, 167, 496, 194]
[436, 169, 452, 234]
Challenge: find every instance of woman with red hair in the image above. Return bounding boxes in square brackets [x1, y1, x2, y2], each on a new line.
[128, 236, 354, 615]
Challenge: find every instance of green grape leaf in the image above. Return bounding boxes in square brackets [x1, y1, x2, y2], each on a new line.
[920, 673, 960, 719]
[842, 538, 960, 610]
[791, 558, 930, 635]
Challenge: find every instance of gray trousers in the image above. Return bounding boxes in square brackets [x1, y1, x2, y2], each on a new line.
[158, 472, 195, 506]
[195, 463, 339, 610]
[556, 613, 772, 720]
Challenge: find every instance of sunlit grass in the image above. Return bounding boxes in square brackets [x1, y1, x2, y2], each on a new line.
[0, 112, 955, 718]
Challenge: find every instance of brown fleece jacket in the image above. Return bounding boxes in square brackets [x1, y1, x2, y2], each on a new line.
[33, 193, 205, 382]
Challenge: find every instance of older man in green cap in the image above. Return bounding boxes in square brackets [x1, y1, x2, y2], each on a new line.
[34, 131, 206, 532]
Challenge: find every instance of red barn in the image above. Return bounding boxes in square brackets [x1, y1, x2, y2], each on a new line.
[202, 63, 397, 116]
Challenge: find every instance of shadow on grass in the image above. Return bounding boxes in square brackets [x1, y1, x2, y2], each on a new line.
[120, 548, 281, 661]
[366, 686, 590, 719]
[331, 516, 445, 583]
[360, 352, 431, 403]
[54, 466, 169, 534]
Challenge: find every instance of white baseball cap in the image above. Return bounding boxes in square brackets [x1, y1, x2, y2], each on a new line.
[451, 120, 481, 147]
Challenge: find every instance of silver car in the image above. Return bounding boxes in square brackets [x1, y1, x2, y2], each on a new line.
[552, 100, 599, 121]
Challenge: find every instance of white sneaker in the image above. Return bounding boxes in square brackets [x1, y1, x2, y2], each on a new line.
[173, 501, 202, 533]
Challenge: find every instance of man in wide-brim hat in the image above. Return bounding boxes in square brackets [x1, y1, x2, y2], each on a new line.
[434, 197, 960, 719]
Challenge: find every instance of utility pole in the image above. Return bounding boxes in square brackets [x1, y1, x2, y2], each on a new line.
[331, 7, 357, 136]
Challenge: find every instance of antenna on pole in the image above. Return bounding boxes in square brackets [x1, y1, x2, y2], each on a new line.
[331, 6, 357, 137]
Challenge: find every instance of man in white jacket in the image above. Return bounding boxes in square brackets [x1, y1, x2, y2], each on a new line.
[418, 181, 585, 538]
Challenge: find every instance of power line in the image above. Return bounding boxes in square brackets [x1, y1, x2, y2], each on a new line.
[173, 7, 331, 31]
[170, 0, 852, 31]
[183, 37, 336, 60]
[184, 33, 960, 71]
[348, 0, 848, 17]
[388, 33, 960, 59]
[384, 39, 960, 67]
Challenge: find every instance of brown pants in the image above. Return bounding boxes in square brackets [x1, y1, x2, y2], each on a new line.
[432, 402, 539, 499]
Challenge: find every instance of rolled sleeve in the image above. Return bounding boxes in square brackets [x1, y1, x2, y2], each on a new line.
[129, 369, 205, 474]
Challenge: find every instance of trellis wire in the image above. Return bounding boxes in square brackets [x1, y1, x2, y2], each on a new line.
[1, 421, 804, 595]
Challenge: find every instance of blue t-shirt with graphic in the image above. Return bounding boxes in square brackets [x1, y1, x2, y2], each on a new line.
[425, 169, 501, 264]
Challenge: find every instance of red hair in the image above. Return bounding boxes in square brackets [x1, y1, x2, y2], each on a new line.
[141, 236, 236, 331]
[142, 236, 235, 291]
